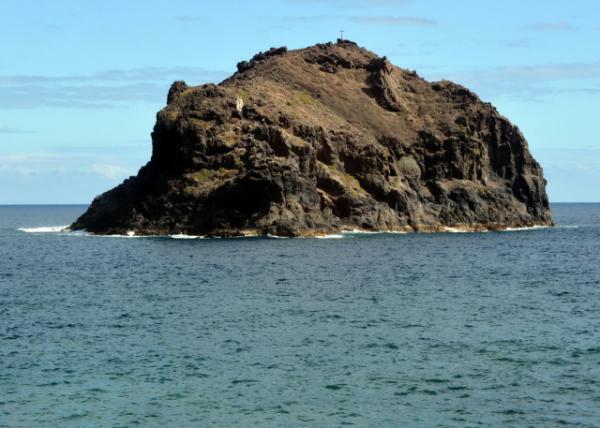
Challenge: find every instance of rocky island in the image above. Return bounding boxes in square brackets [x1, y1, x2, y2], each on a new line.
[72, 40, 552, 237]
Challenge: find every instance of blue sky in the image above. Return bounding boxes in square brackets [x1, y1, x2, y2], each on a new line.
[1, 0, 599, 203]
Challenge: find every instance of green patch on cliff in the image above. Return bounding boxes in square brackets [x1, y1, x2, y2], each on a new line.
[390, 176, 409, 192]
[163, 108, 181, 122]
[237, 88, 250, 104]
[295, 91, 314, 105]
[341, 173, 366, 197]
[219, 131, 239, 147]
[325, 166, 366, 198]
[183, 168, 238, 197]
[190, 118, 213, 131]
[397, 156, 421, 178]
[189, 169, 216, 182]
[188, 168, 238, 183]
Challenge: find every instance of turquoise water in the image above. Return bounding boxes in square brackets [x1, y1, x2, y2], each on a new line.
[1, 204, 599, 427]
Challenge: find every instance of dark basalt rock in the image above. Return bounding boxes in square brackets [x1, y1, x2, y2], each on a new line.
[167, 80, 188, 104]
[72, 41, 552, 236]
[367, 57, 404, 112]
[236, 46, 288, 73]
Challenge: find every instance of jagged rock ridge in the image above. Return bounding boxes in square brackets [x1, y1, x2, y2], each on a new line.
[72, 40, 552, 236]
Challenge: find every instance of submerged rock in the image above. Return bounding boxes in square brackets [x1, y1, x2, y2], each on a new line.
[72, 40, 552, 236]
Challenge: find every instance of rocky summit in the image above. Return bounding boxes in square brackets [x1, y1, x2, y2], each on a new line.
[72, 40, 552, 237]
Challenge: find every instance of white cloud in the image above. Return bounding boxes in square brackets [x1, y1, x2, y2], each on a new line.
[350, 16, 438, 27]
[0, 153, 138, 180]
[525, 21, 573, 31]
[0, 67, 229, 109]
[0, 126, 29, 134]
[427, 62, 600, 99]
[91, 163, 134, 179]
[284, 14, 342, 22]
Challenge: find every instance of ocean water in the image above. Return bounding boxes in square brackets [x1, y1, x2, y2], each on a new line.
[1, 204, 599, 427]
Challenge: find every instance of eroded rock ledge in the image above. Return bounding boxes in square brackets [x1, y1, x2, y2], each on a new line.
[72, 40, 552, 237]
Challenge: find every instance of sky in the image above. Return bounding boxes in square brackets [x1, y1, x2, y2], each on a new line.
[1, 0, 599, 203]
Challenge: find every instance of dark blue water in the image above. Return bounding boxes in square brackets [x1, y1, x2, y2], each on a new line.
[1, 204, 599, 427]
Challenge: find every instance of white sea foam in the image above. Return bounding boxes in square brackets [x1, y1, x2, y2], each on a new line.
[341, 229, 378, 235]
[170, 234, 204, 239]
[500, 225, 550, 232]
[100, 233, 161, 239]
[17, 224, 564, 239]
[443, 227, 469, 233]
[341, 229, 408, 235]
[18, 225, 69, 233]
[315, 234, 345, 239]
[65, 230, 91, 237]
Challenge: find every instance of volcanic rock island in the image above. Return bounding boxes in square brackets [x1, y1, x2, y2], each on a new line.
[72, 40, 553, 237]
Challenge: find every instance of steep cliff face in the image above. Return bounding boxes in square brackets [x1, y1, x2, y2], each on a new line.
[72, 40, 552, 236]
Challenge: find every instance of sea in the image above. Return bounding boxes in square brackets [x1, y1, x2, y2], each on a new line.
[1, 203, 599, 427]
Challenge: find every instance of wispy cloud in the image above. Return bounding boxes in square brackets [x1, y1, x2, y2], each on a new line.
[0, 67, 229, 109]
[525, 21, 573, 31]
[564, 87, 600, 95]
[350, 16, 438, 27]
[429, 62, 600, 100]
[389, 41, 437, 56]
[444, 62, 600, 82]
[0, 127, 30, 134]
[0, 153, 138, 179]
[0, 67, 227, 85]
[91, 163, 134, 179]
[503, 38, 535, 49]
[174, 15, 207, 22]
[284, 14, 342, 22]
[0, 151, 143, 203]
[266, 25, 292, 32]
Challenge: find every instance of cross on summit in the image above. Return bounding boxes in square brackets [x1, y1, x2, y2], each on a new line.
[339, 29, 344, 41]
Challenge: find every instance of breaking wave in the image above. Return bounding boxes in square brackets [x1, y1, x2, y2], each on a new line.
[17, 224, 569, 239]
[18, 225, 69, 233]
[500, 225, 551, 232]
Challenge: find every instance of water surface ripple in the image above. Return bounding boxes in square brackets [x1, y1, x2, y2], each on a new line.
[1, 204, 599, 427]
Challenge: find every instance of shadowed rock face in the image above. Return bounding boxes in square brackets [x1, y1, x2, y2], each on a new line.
[72, 40, 552, 236]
